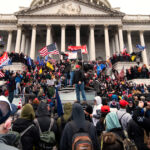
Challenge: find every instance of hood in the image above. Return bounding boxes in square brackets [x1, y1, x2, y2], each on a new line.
[20, 104, 35, 121]
[12, 118, 33, 133]
[94, 96, 102, 105]
[72, 103, 85, 129]
[36, 101, 49, 117]
[106, 112, 121, 131]
[64, 103, 72, 115]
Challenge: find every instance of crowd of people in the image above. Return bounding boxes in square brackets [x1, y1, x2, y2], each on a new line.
[0, 51, 150, 150]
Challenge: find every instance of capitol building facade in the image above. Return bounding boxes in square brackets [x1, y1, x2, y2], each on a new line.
[0, 0, 150, 65]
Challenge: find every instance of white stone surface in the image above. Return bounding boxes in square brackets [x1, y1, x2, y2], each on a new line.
[3, 63, 27, 72]
[127, 79, 150, 85]
[113, 62, 143, 73]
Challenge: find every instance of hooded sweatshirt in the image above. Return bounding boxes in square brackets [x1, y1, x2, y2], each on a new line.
[60, 103, 99, 150]
[92, 96, 103, 126]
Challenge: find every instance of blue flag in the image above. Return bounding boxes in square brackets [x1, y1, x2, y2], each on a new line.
[136, 44, 145, 50]
[37, 56, 41, 64]
[45, 55, 48, 62]
[40, 59, 44, 66]
[56, 87, 63, 117]
[27, 57, 32, 66]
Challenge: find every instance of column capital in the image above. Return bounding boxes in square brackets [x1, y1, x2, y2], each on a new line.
[127, 30, 132, 33]
[90, 24, 95, 28]
[46, 24, 52, 28]
[8, 30, 13, 33]
[75, 24, 80, 28]
[17, 24, 22, 28]
[31, 24, 37, 28]
[61, 24, 66, 28]
[118, 25, 123, 29]
[140, 30, 144, 34]
[104, 24, 109, 28]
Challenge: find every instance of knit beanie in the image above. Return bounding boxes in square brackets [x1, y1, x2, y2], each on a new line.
[21, 104, 35, 121]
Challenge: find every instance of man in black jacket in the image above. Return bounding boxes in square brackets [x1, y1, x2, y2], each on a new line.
[73, 65, 86, 103]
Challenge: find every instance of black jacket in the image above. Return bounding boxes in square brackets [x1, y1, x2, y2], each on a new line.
[60, 103, 99, 150]
[12, 118, 40, 150]
[127, 119, 149, 150]
[73, 69, 85, 84]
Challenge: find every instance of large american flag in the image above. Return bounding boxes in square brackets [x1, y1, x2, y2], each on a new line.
[39, 43, 59, 56]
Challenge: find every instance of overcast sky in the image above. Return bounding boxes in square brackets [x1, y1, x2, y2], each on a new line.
[0, 0, 150, 14]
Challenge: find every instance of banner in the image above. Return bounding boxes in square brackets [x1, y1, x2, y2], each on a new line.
[0, 52, 10, 67]
[68, 45, 88, 54]
[65, 52, 77, 59]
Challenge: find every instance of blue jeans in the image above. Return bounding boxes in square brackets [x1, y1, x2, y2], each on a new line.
[70, 71, 74, 86]
[75, 82, 86, 102]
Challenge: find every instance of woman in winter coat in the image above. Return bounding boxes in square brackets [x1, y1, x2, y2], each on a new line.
[12, 104, 40, 150]
[60, 103, 100, 150]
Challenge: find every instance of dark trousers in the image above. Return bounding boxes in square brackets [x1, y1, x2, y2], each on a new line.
[8, 91, 14, 103]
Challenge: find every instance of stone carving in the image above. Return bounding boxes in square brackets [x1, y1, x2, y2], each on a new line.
[30, 0, 51, 7]
[57, 3, 81, 15]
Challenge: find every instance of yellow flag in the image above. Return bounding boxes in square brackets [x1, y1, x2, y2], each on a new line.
[46, 62, 54, 70]
[39, 68, 42, 74]
[131, 55, 136, 61]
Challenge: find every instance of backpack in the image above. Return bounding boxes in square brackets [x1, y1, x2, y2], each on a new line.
[71, 121, 93, 150]
[118, 130, 137, 150]
[34, 118, 56, 150]
[9, 124, 34, 150]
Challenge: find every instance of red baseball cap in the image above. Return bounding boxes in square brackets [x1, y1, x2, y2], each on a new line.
[119, 100, 129, 107]
[76, 65, 80, 69]
[101, 105, 110, 113]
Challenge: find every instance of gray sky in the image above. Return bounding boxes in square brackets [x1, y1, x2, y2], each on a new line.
[0, 0, 150, 14]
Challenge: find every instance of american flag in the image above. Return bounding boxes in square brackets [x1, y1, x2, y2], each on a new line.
[39, 43, 59, 56]
[0, 70, 5, 78]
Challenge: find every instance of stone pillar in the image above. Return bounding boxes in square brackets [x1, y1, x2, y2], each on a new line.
[89, 25, 95, 60]
[6, 30, 13, 52]
[127, 31, 133, 53]
[24, 37, 29, 55]
[61, 25, 66, 53]
[118, 25, 124, 52]
[21, 32, 26, 53]
[46, 25, 52, 46]
[30, 25, 37, 60]
[140, 31, 148, 65]
[104, 25, 110, 60]
[15, 25, 22, 53]
[115, 32, 120, 53]
[76, 24, 80, 46]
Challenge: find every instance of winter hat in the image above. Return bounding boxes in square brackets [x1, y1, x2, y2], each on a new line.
[119, 100, 129, 107]
[0, 96, 12, 124]
[21, 104, 35, 121]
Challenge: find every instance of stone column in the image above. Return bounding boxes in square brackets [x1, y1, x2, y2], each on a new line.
[115, 32, 120, 53]
[15, 25, 22, 53]
[76, 24, 80, 46]
[61, 25, 66, 53]
[140, 31, 148, 65]
[127, 31, 133, 53]
[46, 25, 52, 46]
[6, 30, 13, 52]
[24, 37, 29, 55]
[104, 25, 110, 60]
[118, 25, 124, 52]
[89, 25, 95, 60]
[30, 25, 37, 60]
[21, 32, 26, 53]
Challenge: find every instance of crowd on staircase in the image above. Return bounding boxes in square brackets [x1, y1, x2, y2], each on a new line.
[0, 51, 150, 150]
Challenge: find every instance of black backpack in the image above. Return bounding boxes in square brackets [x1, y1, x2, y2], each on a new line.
[70, 121, 93, 150]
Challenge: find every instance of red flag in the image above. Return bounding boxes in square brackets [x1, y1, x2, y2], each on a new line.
[68, 45, 88, 54]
